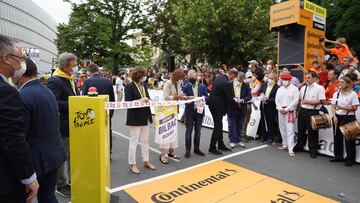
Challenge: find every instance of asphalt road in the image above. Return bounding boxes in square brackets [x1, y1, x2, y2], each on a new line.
[53, 110, 359, 203]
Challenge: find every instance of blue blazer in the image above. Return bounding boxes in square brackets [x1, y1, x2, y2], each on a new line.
[82, 74, 115, 117]
[226, 81, 252, 116]
[182, 82, 209, 117]
[0, 77, 34, 195]
[20, 79, 66, 177]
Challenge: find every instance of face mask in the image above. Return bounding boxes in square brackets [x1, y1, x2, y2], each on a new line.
[248, 64, 252, 69]
[71, 65, 79, 74]
[267, 79, 274, 85]
[177, 80, 183, 86]
[282, 80, 290, 87]
[263, 76, 268, 83]
[142, 76, 147, 82]
[13, 61, 27, 79]
[197, 76, 202, 81]
[189, 78, 197, 84]
[246, 78, 252, 83]
[266, 65, 272, 70]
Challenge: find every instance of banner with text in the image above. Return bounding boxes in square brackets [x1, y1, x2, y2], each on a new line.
[154, 105, 178, 145]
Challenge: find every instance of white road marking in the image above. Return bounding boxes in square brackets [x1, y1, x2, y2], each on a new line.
[110, 144, 268, 193]
[112, 131, 180, 162]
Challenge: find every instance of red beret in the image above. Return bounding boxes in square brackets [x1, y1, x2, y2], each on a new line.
[281, 74, 292, 80]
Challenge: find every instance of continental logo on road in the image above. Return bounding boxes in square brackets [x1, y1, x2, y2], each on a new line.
[125, 161, 339, 203]
[151, 168, 238, 203]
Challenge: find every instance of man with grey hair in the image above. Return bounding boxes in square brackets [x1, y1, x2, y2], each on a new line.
[226, 72, 252, 148]
[0, 34, 39, 202]
[182, 70, 209, 158]
[47, 52, 79, 197]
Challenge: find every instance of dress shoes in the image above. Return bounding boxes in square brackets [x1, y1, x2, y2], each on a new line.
[329, 158, 344, 162]
[185, 149, 191, 158]
[194, 149, 205, 156]
[209, 148, 223, 155]
[218, 145, 231, 151]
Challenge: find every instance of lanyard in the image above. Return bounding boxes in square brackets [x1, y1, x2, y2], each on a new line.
[192, 82, 198, 97]
[134, 82, 146, 98]
[233, 82, 241, 97]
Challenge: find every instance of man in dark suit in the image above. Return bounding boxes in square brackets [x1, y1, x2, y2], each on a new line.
[82, 63, 115, 154]
[17, 58, 66, 202]
[258, 73, 279, 143]
[208, 68, 238, 155]
[182, 70, 209, 158]
[47, 52, 79, 197]
[0, 34, 39, 202]
[226, 72, 252, 148]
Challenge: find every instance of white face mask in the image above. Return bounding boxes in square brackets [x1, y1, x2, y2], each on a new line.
[246, 78, 252, 83]
[142, 76, 147, 82]
[282, 80, 290, 87]
[177, 80, 183, 86]
[71, 65, 79, 74]
[266, 65, 272, 70]
[197, 76, 202, 81]
[267, 79, 274, 85]
[13, 61, 27, 79]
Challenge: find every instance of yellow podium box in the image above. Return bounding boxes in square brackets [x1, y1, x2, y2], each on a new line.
[69, 95, 110, 203]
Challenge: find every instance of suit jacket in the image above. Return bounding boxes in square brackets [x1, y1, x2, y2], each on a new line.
[209, 74, 229, 115]
[226, 81, 252, 116]
[20, 79, 66, 177]
[0, 77, 34, 196]
[82, 74, 115, 117]
[125, 82, 153, 126]
[259, 83, 279, 108]
[182, 82, 209, 117]
[47, 76, 79, 137]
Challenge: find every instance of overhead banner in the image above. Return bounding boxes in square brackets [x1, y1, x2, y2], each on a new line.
[270, 0, 300, 28]
[154, 105, 178, 145]
[125, 161, 338, 203]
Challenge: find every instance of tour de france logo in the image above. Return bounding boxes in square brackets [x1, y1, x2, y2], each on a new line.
[73, 108, 96, 128]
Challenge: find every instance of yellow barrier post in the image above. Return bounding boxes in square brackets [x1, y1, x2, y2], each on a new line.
[69, 95, 110, 203]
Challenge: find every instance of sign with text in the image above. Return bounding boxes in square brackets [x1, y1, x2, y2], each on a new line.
[270, 0, 300, 28]
[303, 0, 327, 17]
[154, 105, 178, 144]
[125, 161, 339, 203]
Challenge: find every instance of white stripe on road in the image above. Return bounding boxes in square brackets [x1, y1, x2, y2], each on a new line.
[112, 131, 180, 162]
[110, 143, 268, 193]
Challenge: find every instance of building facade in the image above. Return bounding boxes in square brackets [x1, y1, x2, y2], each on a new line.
[0, 0, 58, 72]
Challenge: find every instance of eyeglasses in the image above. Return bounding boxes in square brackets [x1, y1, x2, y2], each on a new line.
[8, 54, 26, 63]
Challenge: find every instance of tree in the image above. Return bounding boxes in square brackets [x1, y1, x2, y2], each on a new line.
[144, 0, 276, 67]
[56, 0, 153, 70]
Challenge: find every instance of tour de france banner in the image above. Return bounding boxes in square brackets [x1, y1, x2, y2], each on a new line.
[154, 105, 178, 145]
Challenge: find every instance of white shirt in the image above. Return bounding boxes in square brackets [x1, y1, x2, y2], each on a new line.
[299, 82, 326, 109]
[275, 84, 300, 112]
[331, 90, 359, 115]
[115, 77, 123, 91]
[339, 68, 360, 79]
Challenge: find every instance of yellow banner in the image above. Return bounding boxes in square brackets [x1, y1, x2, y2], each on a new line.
[270, 0, 300, 28]
[303, 0, 327, 17]
[154, 105, 178, 144]
[125, 161, 338, 203]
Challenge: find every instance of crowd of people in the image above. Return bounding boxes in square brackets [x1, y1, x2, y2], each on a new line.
[1, 31, 360, 203]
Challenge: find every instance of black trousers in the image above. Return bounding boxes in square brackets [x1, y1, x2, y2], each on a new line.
[185, 111, 203, 150]
[259, 103, 278, 141]
[209, 106, 225, 149]
[334, 114, 357, 162]
[295, 108, 320, 153]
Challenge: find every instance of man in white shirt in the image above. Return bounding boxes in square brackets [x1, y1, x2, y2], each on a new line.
[294, 71, 326, 158]
[275, 74, 299, 157]
[115, 73, 124, 102]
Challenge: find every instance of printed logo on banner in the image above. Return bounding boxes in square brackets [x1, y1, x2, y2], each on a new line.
[155, 105, 178, 144]
[150, 168, 239, 203]
[270, 190, 304, 203]
[73, 108, 96, 128]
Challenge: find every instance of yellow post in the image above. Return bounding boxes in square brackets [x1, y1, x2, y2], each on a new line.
[69, 95, 110, 203]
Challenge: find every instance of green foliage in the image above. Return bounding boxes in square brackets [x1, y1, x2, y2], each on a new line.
[145, 0, 277, 67]
[312, 0, 360, 53]
[56, 0, 151, 69]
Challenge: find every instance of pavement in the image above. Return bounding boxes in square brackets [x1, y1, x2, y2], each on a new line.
[52, 110, 360, 203]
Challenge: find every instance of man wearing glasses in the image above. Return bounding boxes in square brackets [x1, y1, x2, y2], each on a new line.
[0, 34, 39, 202]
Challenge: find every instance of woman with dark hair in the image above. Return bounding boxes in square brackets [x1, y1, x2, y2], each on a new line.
[125, 66, 156, 174]
[159, 68, 186, 164]
[330, 77, 359, 166]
